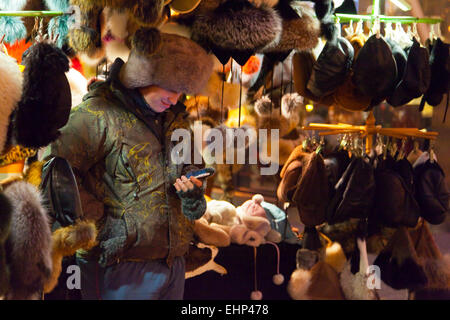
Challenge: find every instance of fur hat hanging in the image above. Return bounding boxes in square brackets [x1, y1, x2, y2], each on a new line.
[0, 0, 27, 44]
[13, 42, 72, 149]
[191, 0, 282, 53]
[0, 52, 23, 154]
[263, 1, 320, 54]
[120, 29, 214, 94]
[3, 181, 53, 300]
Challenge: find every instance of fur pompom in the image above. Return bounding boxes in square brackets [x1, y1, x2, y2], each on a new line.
[281, 93, 303, 118]
[4, 181, 52, 300]
[0, 52, 23, 153]
[252, 194, 264, 204]
[288, 268, 312, 300]
[254, 95, 273, 116]
[131, 27, 162, 57]
[339, 261, 378, 300]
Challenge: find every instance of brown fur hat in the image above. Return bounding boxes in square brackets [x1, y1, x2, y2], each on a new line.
[263, 2, 320, 53]
[3, 181, 52, 300]
[120, 30, 214, 94]
[191, 0, 282, 52]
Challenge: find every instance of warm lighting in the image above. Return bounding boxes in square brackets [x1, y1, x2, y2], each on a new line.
[225, 105, 256, 128]
[18, 64, 25, 72]
[390, 0, 411, 11]
[306, 104, 314, 112]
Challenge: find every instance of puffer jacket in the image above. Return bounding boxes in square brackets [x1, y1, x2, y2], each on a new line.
[43, 59, 203, 267]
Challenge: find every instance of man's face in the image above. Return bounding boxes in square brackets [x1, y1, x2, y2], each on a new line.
[139, 85, 182, 113]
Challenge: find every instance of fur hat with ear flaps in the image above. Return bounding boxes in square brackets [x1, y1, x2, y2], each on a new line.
[0, 52, 23, 154]
[13, 42, 71, 149]
[3, 181, 52, 300]
[120, 28, 214, 94]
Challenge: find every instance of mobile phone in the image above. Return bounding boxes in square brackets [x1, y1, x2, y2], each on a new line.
[185, 167, 215, 179]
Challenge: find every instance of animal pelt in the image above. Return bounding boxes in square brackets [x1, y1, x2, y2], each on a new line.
[130, 27, 162, 57]
[264, 2, 320, 53]
[249, 0, 279, 7]
[3, 181, 52, 300]
[191, 0, 282, 51]
[0, 193, 13, 297]
[13, 42, 71, 149]
[0, 53, 23, 154]
[339, 261, 378, 300]
[126, 0, 165, 27]
[185, 243, 227, 279]
[44, 220, 97, 294]
[24, 160, 44, 188]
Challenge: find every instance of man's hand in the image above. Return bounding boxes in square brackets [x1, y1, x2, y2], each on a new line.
[173, 176, 202, 192]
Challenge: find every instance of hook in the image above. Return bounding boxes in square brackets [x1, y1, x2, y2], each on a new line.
[355, 19, 363, 36]
[336, 17, 341, 38]
[345, 20, 354, 37]
[412, 23, 420, 42]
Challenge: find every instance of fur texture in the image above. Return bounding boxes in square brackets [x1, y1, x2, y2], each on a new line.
[288, 268, 312, 300]
[24, 160, 44, 188]
[339, 261, 377, 300]
[45, 0, 71, 48]
[128, 0, 165, 27]
[250, 0, 279, 7]
[265, 2, 320, 52]
[192, 0, 282, 51]
[101, 7, 132, 63]
[13, 42, 71, 148]
[0, 0, 27, 43]
[131, 27, 162, 57]
[204, 200, 238, 226]
[0, 53, 23, 154]
[0, 193, 13, 297]
[324, 242, 347, 273]
[4, 181, 52, 300]
[254, 95, 273, 116]
[120, 32, 214, 94]
[281, 92, 303, 119]
[44, 221, 97, 293]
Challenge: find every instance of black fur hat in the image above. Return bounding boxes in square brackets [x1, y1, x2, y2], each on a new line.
[13, 42, 71, 149]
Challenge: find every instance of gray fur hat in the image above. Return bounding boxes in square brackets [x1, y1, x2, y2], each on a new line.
[120, 28, 214, 94]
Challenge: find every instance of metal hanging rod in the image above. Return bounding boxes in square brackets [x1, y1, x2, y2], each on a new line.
[334, 13, 443, 24]
[0, 11, 67, 17]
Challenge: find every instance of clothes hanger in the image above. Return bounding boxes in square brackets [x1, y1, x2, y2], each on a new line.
[345, 20, 355, 38]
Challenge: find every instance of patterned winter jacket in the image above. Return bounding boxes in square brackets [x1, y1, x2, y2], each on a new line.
[43, 59, 204, 267]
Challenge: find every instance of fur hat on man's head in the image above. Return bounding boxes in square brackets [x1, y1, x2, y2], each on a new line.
[0, 52, 23, 154]
[120, 28, 214, 94]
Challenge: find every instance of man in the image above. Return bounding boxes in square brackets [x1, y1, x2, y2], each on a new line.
[43, 29, 214, 300]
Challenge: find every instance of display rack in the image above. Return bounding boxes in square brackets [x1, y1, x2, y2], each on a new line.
[305, 0, 441, 153]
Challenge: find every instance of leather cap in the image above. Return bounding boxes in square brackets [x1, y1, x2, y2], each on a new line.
[326, 156, 375, 224]
[293, 152, 330, 227]
[352, 35, 397, 104]
[388, 38, 431, 107]
[414, 158, 450, 225]
[292, 51, 335, 106]
[333, 74, 371, 111]
[373, 155, 420, 228]
[307, 37, 354, 98]
[373, 226, 428, 290]
[421, 38, 449, 107]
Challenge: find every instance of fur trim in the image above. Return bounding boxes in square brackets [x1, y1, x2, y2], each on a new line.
[185, 243, 227, 278]
[250, 0, 279, 7]
[0, 193, 12, 297]
[14, 42, 71, 148]
[339, 261, 378, 300]
[159, 21, 192, 38]
[24, 161, 44, 188]
[194, 217, 231, 247]
[288, 268, 312, 300]
[0, 53, 23, 154]
[131, 27, 162, 57]
[44, 220, 97, 293]
[192, 0, 282, 51]
[325, 242, 347, 273]
[129, 0, 165, 27]
[121, 32, 214, 94]
[3, 181, 52, 300]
